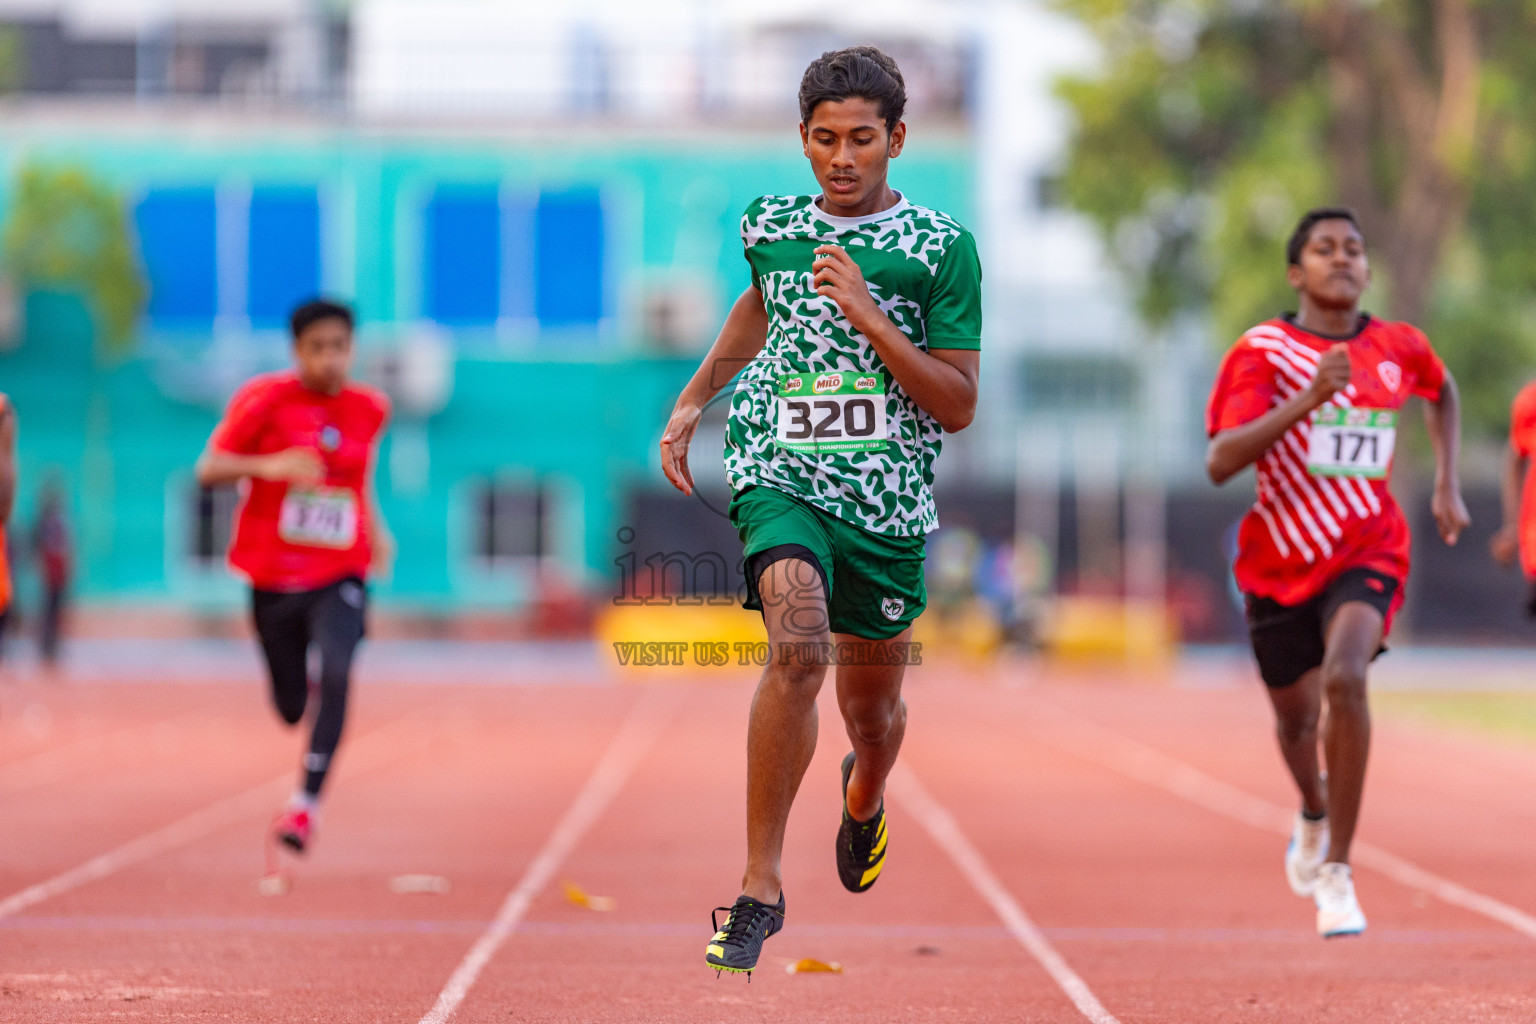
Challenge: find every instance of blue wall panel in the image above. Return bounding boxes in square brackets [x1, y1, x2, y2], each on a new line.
[534, 188, 604, 326]
[425, 187, 500, 325]
[248, 186, 321, 326]
[135, 187, 218, 324]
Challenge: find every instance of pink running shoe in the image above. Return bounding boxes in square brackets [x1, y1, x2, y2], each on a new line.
[273, 807, 313, 854]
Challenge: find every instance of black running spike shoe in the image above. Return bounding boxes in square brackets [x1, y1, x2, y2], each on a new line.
[837, 751, 888, 893]
[705, 892, 785, 977]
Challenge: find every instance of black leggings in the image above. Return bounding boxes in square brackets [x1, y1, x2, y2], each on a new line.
[251, 577, 367, 798]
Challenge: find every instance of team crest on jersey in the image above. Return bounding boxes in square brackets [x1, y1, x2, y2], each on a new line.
[319, 425, 342, 452]
[1377, 361, 1402, 393]
[881, 597, 905, 621]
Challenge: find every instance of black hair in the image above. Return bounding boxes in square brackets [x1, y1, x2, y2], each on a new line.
[798, 46, 906, 133]
[289, 298, 354, 339]
[1286, 207, 1363, 266]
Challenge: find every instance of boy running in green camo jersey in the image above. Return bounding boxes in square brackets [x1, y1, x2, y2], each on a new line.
[659, 45, 982, 978]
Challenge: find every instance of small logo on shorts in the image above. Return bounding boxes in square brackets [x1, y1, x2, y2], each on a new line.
[319, 425, 342, 452]
[1377, 361, 1401, 393]
[881, 597, 905, 621]
[1365, 578, 1386, 593]
[339, 581, 365, 608]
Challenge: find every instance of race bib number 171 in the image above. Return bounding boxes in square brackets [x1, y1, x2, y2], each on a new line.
[776, 372, 889, 454]
[1306, 407, 1397, 479]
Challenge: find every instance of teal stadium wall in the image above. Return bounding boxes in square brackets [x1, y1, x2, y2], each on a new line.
[0, 132, 972, 613]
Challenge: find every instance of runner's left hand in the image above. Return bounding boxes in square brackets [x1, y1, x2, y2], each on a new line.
[812, 245, 880, 329]
[1490, 523, 1519, 566]
[370, 526, 396, 580]
[1432, 485, 1470, 546]
[660, 401, 702, 496]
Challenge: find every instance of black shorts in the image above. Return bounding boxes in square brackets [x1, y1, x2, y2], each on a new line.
[1244, 567, 1398, 689]
[251, 576, 368, 674]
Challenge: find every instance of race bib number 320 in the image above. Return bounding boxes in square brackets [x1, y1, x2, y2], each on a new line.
[775, 372, 889, 454]
[1306, 407, 1397, 479]
[279, 488, 359, 549]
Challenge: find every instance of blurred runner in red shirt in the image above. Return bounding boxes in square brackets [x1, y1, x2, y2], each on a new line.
[1206, 208, 1468, 939]
[197, 299, 391, 855]
[1490, 383, 1536, 603]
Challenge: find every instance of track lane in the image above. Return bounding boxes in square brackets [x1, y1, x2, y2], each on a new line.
[4, 668, 1535, 1023]
[903, 675, 1536, 1023]
[0, 684, 643, 1022]
[454, 678, 1103, 1024]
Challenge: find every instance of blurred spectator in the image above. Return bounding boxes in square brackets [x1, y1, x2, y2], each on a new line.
[31, 477, 72, 667]
[928, 527, 981, 617]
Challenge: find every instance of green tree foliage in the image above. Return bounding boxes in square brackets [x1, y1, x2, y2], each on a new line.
[1054, 0, 1536, 434]
[0, 25, 21, 94]
[2, 163, 146, 355]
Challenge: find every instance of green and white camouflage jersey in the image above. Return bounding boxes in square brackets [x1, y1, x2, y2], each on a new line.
[724, 191, 983, 536]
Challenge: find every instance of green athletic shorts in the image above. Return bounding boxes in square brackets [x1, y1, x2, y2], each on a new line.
[729, 484, 927, 641]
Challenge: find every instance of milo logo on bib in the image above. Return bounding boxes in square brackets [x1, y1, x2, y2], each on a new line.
[813, 373, 844, 394]
[776, 372, 889, 454]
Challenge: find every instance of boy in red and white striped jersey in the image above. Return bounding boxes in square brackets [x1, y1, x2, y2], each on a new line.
[1205, 207, 1469, 939]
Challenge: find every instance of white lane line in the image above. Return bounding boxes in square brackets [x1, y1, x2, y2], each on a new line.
[0, 707, 439, 920]
[0, 776, 290, 919]
[1353, 844, 1536, 939]
[893, 762, 1122, 1024]
[1022, 696, 1536, 940]
[418, 691, 675, 1024]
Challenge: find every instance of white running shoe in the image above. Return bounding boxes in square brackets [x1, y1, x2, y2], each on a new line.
[1314, 861, 1367, 938]
[1285, 811, 1330, 896]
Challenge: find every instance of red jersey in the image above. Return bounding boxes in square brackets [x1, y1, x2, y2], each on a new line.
[0, 525, 10, 613]
[1206, 316, 1446, 617]
[210, 372, 390, 592]
[1508, 382, 1536, 578]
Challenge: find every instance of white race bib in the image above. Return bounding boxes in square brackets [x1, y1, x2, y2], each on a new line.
[775, 371, 888, 454]
[1306, 407, 1396, 479]
[279, 488, 358, 548]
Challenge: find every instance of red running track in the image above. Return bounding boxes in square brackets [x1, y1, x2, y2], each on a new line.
[1, 658, 1534, 1022]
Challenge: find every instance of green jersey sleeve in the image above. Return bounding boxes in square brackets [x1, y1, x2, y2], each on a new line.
[924, 230, 982, 350]
[740, 197, 769, 291]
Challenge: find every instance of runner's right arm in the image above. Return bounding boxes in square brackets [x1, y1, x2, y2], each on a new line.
[1206, 343, 1351, 485]
[660, 287, 771, 496]
[0, 394, 16, 526]
[196, 382, 326, 489]
[195, 447, 325, 489]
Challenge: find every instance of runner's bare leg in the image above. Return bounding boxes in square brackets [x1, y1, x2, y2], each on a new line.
[1266, 667, 1327, 818]
[1317, 601, 1383, 865]
[740, 558, 830, 904]
[835, 629, 911, 821]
